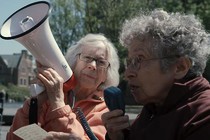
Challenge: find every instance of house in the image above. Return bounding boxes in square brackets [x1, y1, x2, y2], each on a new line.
[0, 50, 35, 87]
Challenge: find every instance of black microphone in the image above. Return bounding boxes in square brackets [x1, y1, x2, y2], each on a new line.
[104, 86, 125, 114]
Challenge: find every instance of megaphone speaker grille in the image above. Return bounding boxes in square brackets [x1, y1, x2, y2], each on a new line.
[0, 1, 51, 39]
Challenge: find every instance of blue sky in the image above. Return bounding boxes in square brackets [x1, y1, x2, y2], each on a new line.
[0, 0, 49, 54]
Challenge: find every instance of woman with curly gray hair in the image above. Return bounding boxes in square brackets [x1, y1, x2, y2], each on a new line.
[102, 9, 210, 140]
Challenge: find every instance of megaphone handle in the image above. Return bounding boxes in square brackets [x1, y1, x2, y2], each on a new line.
[63, 74, 77, 93]
[30, 84, 45, 97]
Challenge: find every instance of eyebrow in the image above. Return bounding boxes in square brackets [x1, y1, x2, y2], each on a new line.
[84, 53, 107, 59]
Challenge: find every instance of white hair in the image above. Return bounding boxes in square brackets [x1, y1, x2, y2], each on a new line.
[65, 33, 120, 89]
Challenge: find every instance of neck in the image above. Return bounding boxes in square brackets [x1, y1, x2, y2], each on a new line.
[74, 87, 96, 101]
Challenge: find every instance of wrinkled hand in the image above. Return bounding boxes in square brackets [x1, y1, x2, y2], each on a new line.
[36, 61, 65, 110]
[43, 131, 82, 140]
[101, 110, 130, 140]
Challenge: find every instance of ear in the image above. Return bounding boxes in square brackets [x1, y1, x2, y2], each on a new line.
[174, 57, 191, 80]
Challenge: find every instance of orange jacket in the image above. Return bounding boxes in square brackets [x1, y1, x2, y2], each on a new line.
[7, 91, 108, 140]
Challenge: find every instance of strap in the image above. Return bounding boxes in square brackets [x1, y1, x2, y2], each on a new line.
[29, 98, 38, 124]
[74, 107, 98, 140]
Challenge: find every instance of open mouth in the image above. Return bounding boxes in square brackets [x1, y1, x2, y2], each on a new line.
[129, 84, 139, 93]
[129, 84, 138, 89]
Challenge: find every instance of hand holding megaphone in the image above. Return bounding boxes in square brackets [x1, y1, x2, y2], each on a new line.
[0, 1, 76, 96]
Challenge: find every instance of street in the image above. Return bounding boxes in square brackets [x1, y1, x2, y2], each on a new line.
[1, 125, 10, 140]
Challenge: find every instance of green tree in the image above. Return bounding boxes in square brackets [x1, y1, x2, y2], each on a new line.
[49, 0, 85, 54]
[49, 0, 210, 81]
[83, 0, 148, 80]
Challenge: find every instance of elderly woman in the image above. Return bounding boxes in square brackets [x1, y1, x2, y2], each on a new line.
[7, 33, 120, 140]
[102, 9, 210, 140]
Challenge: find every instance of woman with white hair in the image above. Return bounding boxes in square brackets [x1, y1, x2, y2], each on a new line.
[7, 33, 120, 140]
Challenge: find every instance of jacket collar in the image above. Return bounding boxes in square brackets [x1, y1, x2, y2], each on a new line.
[145, 76, 210, 115]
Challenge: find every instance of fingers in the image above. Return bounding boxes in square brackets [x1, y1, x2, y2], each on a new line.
[106, 109, 124, 116]
[43, 132, 64, 140]
[102, 110, 124, 122]
[38, 68, 57, 82]
[35, 61, 63, 84]
[45, 131, 82, 140]
[107, 115, 129, 132]
[102, 110, 130, 132]
[37, 67, 64, 89]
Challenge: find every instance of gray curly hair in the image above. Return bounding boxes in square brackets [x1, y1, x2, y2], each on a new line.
[120, 9, 210, 77]
[65, 33, 120, 90]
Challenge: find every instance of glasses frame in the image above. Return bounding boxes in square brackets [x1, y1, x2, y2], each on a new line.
[124, 55, 180, 70]
[77, 53, 110, 68]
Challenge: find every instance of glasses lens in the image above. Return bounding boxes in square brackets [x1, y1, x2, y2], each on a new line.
[80, 54, 93, 63]
[97, 60, 109, 68]
[125, 57, 141, 70]
[124, 58, 130, 68]
[79, 53, 109, 68]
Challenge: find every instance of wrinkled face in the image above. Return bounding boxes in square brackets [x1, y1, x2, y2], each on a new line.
[125, 38, 175, 105]
[74, 42, 108, 90]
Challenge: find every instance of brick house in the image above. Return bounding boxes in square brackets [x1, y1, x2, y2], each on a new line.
[0, 50, 34, 87]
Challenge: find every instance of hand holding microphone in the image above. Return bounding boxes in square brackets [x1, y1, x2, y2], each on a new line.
[102, 87, 129, 140]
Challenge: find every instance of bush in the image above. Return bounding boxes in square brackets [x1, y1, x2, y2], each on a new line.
[0, 84, 30, 102]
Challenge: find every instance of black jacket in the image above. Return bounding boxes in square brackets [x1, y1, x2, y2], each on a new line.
[126, 76, 210, 140]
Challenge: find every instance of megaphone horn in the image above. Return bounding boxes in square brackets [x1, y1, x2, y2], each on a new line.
[0, 1, 76, 96]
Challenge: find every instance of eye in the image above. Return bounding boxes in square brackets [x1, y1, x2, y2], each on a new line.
[128, 56, 141, 66]
[135, 57, 142, 64]
[98, 59, 107, 65]
[83, 55, 93, 61]
[125, 58, 132, 66]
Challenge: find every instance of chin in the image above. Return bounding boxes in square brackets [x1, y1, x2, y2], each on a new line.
[133, 96, 147, 105]
[133, 96, 142, 104]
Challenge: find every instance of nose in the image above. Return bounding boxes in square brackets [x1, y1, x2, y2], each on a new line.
[125, 68, 136, 81]
[87, 60, 97, 70]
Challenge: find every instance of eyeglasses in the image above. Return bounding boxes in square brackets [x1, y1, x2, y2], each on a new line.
[78, 53, 110, 68]
[124, 55, 180, 70]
